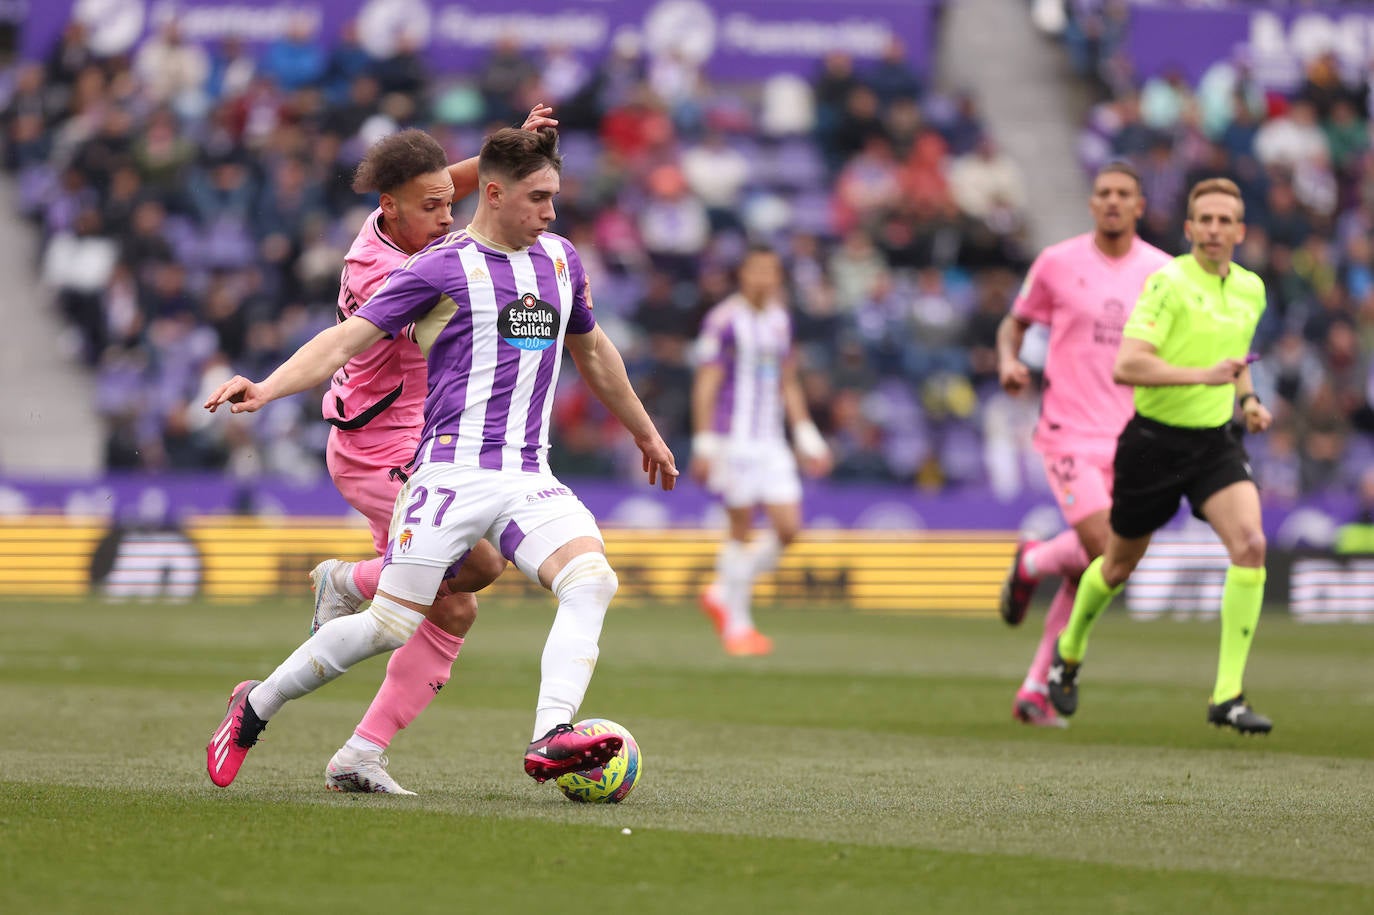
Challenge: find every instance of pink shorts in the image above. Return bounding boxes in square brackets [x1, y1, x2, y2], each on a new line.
[326, 427, 419, 554]
[1041, 451, 1114, 527]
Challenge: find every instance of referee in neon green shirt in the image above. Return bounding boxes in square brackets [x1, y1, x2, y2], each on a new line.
[1047, 178, 1275, 734]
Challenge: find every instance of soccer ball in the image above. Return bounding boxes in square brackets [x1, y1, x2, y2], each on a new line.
[555, 718, 642, 803]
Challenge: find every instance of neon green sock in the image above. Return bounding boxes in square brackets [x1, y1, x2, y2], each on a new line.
[1213, 565, 1266, 704]
[1056, 557, 1123, 662]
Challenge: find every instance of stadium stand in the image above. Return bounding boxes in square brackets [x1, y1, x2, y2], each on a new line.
[5, 3, 1368, 500]
[1053, 0, 1374, 498]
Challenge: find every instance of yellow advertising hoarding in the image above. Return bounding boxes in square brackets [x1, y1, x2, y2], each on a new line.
[0, 517, 1015, 615]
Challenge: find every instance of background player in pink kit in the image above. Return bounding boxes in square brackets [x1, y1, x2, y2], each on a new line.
[690, 245, 831, 656]
[995, 162, 1171, 727]
[205, 127, 677, 792]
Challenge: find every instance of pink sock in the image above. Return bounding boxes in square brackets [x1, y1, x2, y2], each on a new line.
[1024, 530, 1090, 580]
[352, 557, 384, 600]
[354, 618, 463, 749]
[1024, 579, 1077, 692]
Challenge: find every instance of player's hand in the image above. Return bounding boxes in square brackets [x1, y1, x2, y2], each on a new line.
[999, 358, 1031, 395]
[1243, 401, 1272, 433]
[521, 103, 558, 132]
[688, 455, 713, 485]
[1202, 358, 1248, 386]
[204, 375, 270, 413]
[638, 437, 679, 491]
[800, 452, 833, 478]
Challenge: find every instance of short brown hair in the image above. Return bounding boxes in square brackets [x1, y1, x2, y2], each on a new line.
[1187, 177, 1244, 220]
[352, 129, 448, 194]
[478, 127, 562, 184]
[1095, 160, 1142, 192]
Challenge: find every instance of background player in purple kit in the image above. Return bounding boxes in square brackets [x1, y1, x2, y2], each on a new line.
[691, 245, 831, 656]
[204, 127, 677, 790]
[995, 162, 1172, 727]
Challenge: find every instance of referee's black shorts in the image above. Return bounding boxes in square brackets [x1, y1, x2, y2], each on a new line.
[1109, 412, 1255, 540]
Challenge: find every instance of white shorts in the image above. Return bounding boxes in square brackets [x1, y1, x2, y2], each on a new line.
[709, 439, 802, 509]
[382, 463, 602, 598]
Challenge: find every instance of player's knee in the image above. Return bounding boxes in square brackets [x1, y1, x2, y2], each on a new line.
[553, 552, 619, 605]
[367, 595, 425, 651]
[1229, 530, 1266, 568]
[773, 522, 801, 547]
[427, 590, 477, 637]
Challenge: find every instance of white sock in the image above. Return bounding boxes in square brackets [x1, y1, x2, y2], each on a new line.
[748, 530, 784, 577]
[344, 734, 386, 755]
[248, 597, 423, 720]
[717, 540, 755, 638]
[532, 553, 618, 740]
[333, 561, 364, 601]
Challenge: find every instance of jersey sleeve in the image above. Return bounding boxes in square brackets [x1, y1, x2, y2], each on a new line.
[1011, 252, 1055, 324]
[355, 257, 446, 337]
[694, 308, 733, 368]
[1123, 267, 1176, 348]
[565, 248, 597, 335]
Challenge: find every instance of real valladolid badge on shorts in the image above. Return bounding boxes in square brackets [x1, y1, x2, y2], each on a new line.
[499, 293, 560, 351]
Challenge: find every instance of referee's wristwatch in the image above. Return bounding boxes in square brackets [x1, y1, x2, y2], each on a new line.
[1238, 392, 1261, 410]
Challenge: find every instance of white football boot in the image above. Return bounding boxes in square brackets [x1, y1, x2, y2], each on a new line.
[325, 747, 417, 795]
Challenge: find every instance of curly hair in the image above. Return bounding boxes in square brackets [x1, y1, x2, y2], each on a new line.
[352, 129, 449, 195]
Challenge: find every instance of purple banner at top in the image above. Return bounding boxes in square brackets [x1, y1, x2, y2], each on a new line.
[0, 474, 1357, 548]
[23, 0, 938, 81]
[1126, 2, 1374, 91]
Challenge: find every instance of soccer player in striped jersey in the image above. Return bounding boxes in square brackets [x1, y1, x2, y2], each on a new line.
[205, 127, 678, 791]
[996, 162, 1172, 727]
[296, 113, 551, 793]
[691, 245, 832, 656]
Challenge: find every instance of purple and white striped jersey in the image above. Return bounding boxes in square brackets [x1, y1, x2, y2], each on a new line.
[695, 294, 792, 444]
[355, 227, 595, 474]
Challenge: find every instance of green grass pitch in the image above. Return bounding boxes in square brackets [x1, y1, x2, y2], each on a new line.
[1, 596, 1371, 913]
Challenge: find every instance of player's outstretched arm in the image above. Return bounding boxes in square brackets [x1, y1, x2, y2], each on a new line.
[204, 316, 386, 414]
[565, 325, 679, 490]
[446, 104, 558, 198]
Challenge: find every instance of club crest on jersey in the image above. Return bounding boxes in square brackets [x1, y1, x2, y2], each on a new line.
[554, 257, 568, 286]
[498, 293, 560, 351]
[398, 528, 414, 553]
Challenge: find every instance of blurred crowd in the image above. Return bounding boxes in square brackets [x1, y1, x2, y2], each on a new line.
[3, 18, 1046, 495]
[1058, 0, 1374, 499]
[6, 11, 1366, 500]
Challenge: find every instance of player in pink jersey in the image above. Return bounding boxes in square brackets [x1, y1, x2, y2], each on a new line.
[205, 127, 676, 793]
[995, 162, 1172, 727]
[209, 111, 554, 794]
[312, 105, 557, 632]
